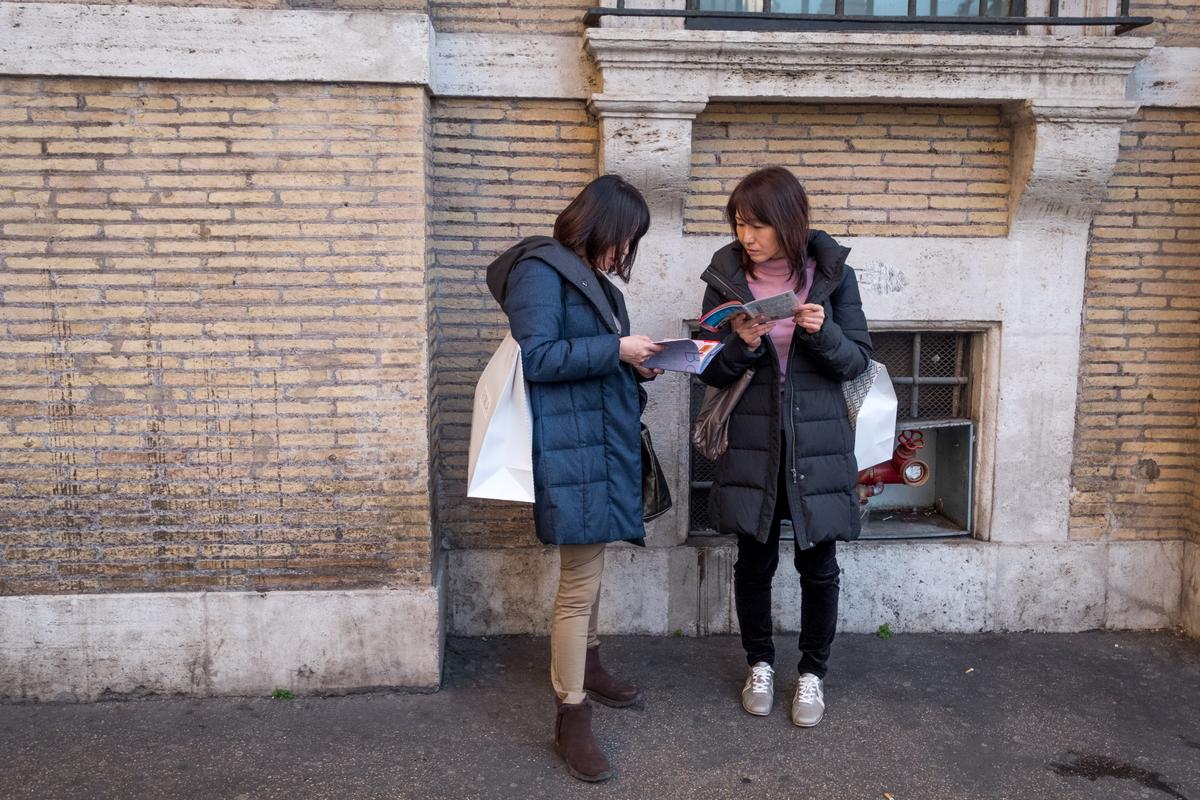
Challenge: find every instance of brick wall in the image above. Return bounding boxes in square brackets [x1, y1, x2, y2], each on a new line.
[0, 78, 434, 594]
[428, 99, 597, 549]
[430, 0, 589, 34]
[1071, 107, 1200, 543]
[1130, 0, 1200, 47]
[687, 103, 1011, 237]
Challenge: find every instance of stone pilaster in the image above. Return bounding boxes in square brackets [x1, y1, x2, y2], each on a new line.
[988, 100, 1141, 543]
[589, 96, 708, 547]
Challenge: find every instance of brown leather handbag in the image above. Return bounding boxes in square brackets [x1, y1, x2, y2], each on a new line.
[690, 368, 755, 461]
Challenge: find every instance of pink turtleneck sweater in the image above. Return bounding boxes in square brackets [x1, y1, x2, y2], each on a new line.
[746, 256, 815, 381]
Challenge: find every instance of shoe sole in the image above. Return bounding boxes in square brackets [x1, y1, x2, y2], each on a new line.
[586, 689, 642, 708]
[742, 699, 773, 716]
[791, 712, 824, 727]
[556, 747, 612, 783]
[565, 765, 612, 783]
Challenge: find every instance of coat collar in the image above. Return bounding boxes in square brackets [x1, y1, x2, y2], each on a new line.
[487, 235, 624, 335]
[701, 230, 850, 307]
[596, 271, 632, 336]
[557, 252, 625, 336]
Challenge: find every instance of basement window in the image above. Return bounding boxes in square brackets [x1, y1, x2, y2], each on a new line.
[688, 328, 979, 540]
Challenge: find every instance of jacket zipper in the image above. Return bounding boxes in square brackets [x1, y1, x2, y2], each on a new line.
[708, 265, 807, 547]
[784, 330, 807, 549]
[703, 270, 747, 304]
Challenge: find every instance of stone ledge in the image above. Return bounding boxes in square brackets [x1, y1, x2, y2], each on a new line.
[0, 583, 444, 702]
[1185, 541, 1200, 638]
[0, 3, 433, 84]
[433, 33, 592, 99]
[1127, 46, 1200, 108]
[447, 539, 1185, 637]
[586, 27, 1153, 103]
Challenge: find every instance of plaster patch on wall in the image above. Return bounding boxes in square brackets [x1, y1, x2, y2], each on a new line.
[856, 261, 909, 296]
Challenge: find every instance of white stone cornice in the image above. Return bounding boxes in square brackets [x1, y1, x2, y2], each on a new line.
[1025, 98, 1143, 124]
[433, 34, 593, 99]
[585, 28, 1153, 77]
[588, 96, 708, 119]
[0, 3, 433, 85]
[586, 28, 1154, 102]
[1127, 47, 1200, 108]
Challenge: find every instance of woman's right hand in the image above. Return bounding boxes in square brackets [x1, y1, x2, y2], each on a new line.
[620, 335, 663, 367]
[730, 313, 774, 350]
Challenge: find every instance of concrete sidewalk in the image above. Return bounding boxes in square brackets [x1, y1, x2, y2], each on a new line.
[2, 632, 1199, 800]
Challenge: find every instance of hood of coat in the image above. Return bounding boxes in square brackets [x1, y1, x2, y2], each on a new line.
[486, 235, 625, 335]
[701, 229, 851, 306]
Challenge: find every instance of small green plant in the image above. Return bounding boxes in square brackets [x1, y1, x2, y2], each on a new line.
[876, 623, 894, 640]
[672, 628, 685, 637]
[271, 688, 294, 700]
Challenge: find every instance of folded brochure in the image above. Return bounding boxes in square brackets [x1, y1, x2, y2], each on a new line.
[642, 339, 725, 374]
[699, 290, 798, 332]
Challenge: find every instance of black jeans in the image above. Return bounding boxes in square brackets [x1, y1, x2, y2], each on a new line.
[733, 459, 841, 679]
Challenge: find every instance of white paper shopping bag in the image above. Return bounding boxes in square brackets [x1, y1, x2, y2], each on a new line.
[467, 334, 535, 503]
[843, 361, 899, 470]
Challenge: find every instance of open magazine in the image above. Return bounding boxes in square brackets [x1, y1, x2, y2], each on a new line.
[699, 290, 798, 332]
[642, 339, 725, 374]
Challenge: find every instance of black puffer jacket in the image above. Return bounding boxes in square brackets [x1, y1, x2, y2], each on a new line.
[699, 230, 872, 548]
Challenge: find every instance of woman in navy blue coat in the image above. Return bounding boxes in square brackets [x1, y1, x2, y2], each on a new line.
[486, 175, 662, 783]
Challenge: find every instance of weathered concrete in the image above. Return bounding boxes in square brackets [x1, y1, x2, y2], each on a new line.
[1106, 540, 1184, 631]
[1184, 541, 1200, 638]
[991, 543, 1108, 632]
[1128, 47, 1200, 107]
[0, 583, 444, 702]
[448, 539, 1186, 637]
[2, 633, 1198, 800]
[433, 34, 592, 98]
[447, 544, 664, 637]
[0, 3, 433, 84]
[775, 540, 996, 634]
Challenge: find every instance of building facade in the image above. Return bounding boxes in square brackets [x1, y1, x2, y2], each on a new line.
[0, 0, 1197, 699]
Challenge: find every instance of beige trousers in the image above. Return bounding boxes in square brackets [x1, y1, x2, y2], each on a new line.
[550, 543, 606, 705]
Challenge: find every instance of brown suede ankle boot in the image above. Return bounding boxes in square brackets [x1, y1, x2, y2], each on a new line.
[554, 699, 612, 782]
[584, 645, 642, 708]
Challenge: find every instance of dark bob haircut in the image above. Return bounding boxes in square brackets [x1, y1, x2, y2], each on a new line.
[553, 174, 650, 282]
[725, 166, 812, 285]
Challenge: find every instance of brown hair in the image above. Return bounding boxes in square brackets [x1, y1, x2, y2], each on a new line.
[725, 166, 811, 284]
[553, 174, 650, 282]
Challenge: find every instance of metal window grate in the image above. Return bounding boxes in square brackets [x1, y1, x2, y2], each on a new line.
[873, 331, 971, 423]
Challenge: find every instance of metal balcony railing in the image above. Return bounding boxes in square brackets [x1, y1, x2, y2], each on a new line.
[585, 0, 1152, 34]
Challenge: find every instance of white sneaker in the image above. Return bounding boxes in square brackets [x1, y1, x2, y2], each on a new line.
[741, 662, 774, 716]
[791, 673, 825, 727]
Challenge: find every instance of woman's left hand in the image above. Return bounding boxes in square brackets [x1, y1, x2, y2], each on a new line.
[794, 303, 825, 334]
[635, 366, 664, 380]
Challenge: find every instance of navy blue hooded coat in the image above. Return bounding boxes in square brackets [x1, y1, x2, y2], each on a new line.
[486, 236, 646, 547]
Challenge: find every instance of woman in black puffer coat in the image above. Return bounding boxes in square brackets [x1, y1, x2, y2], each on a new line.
[698, 167, 872, 729]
